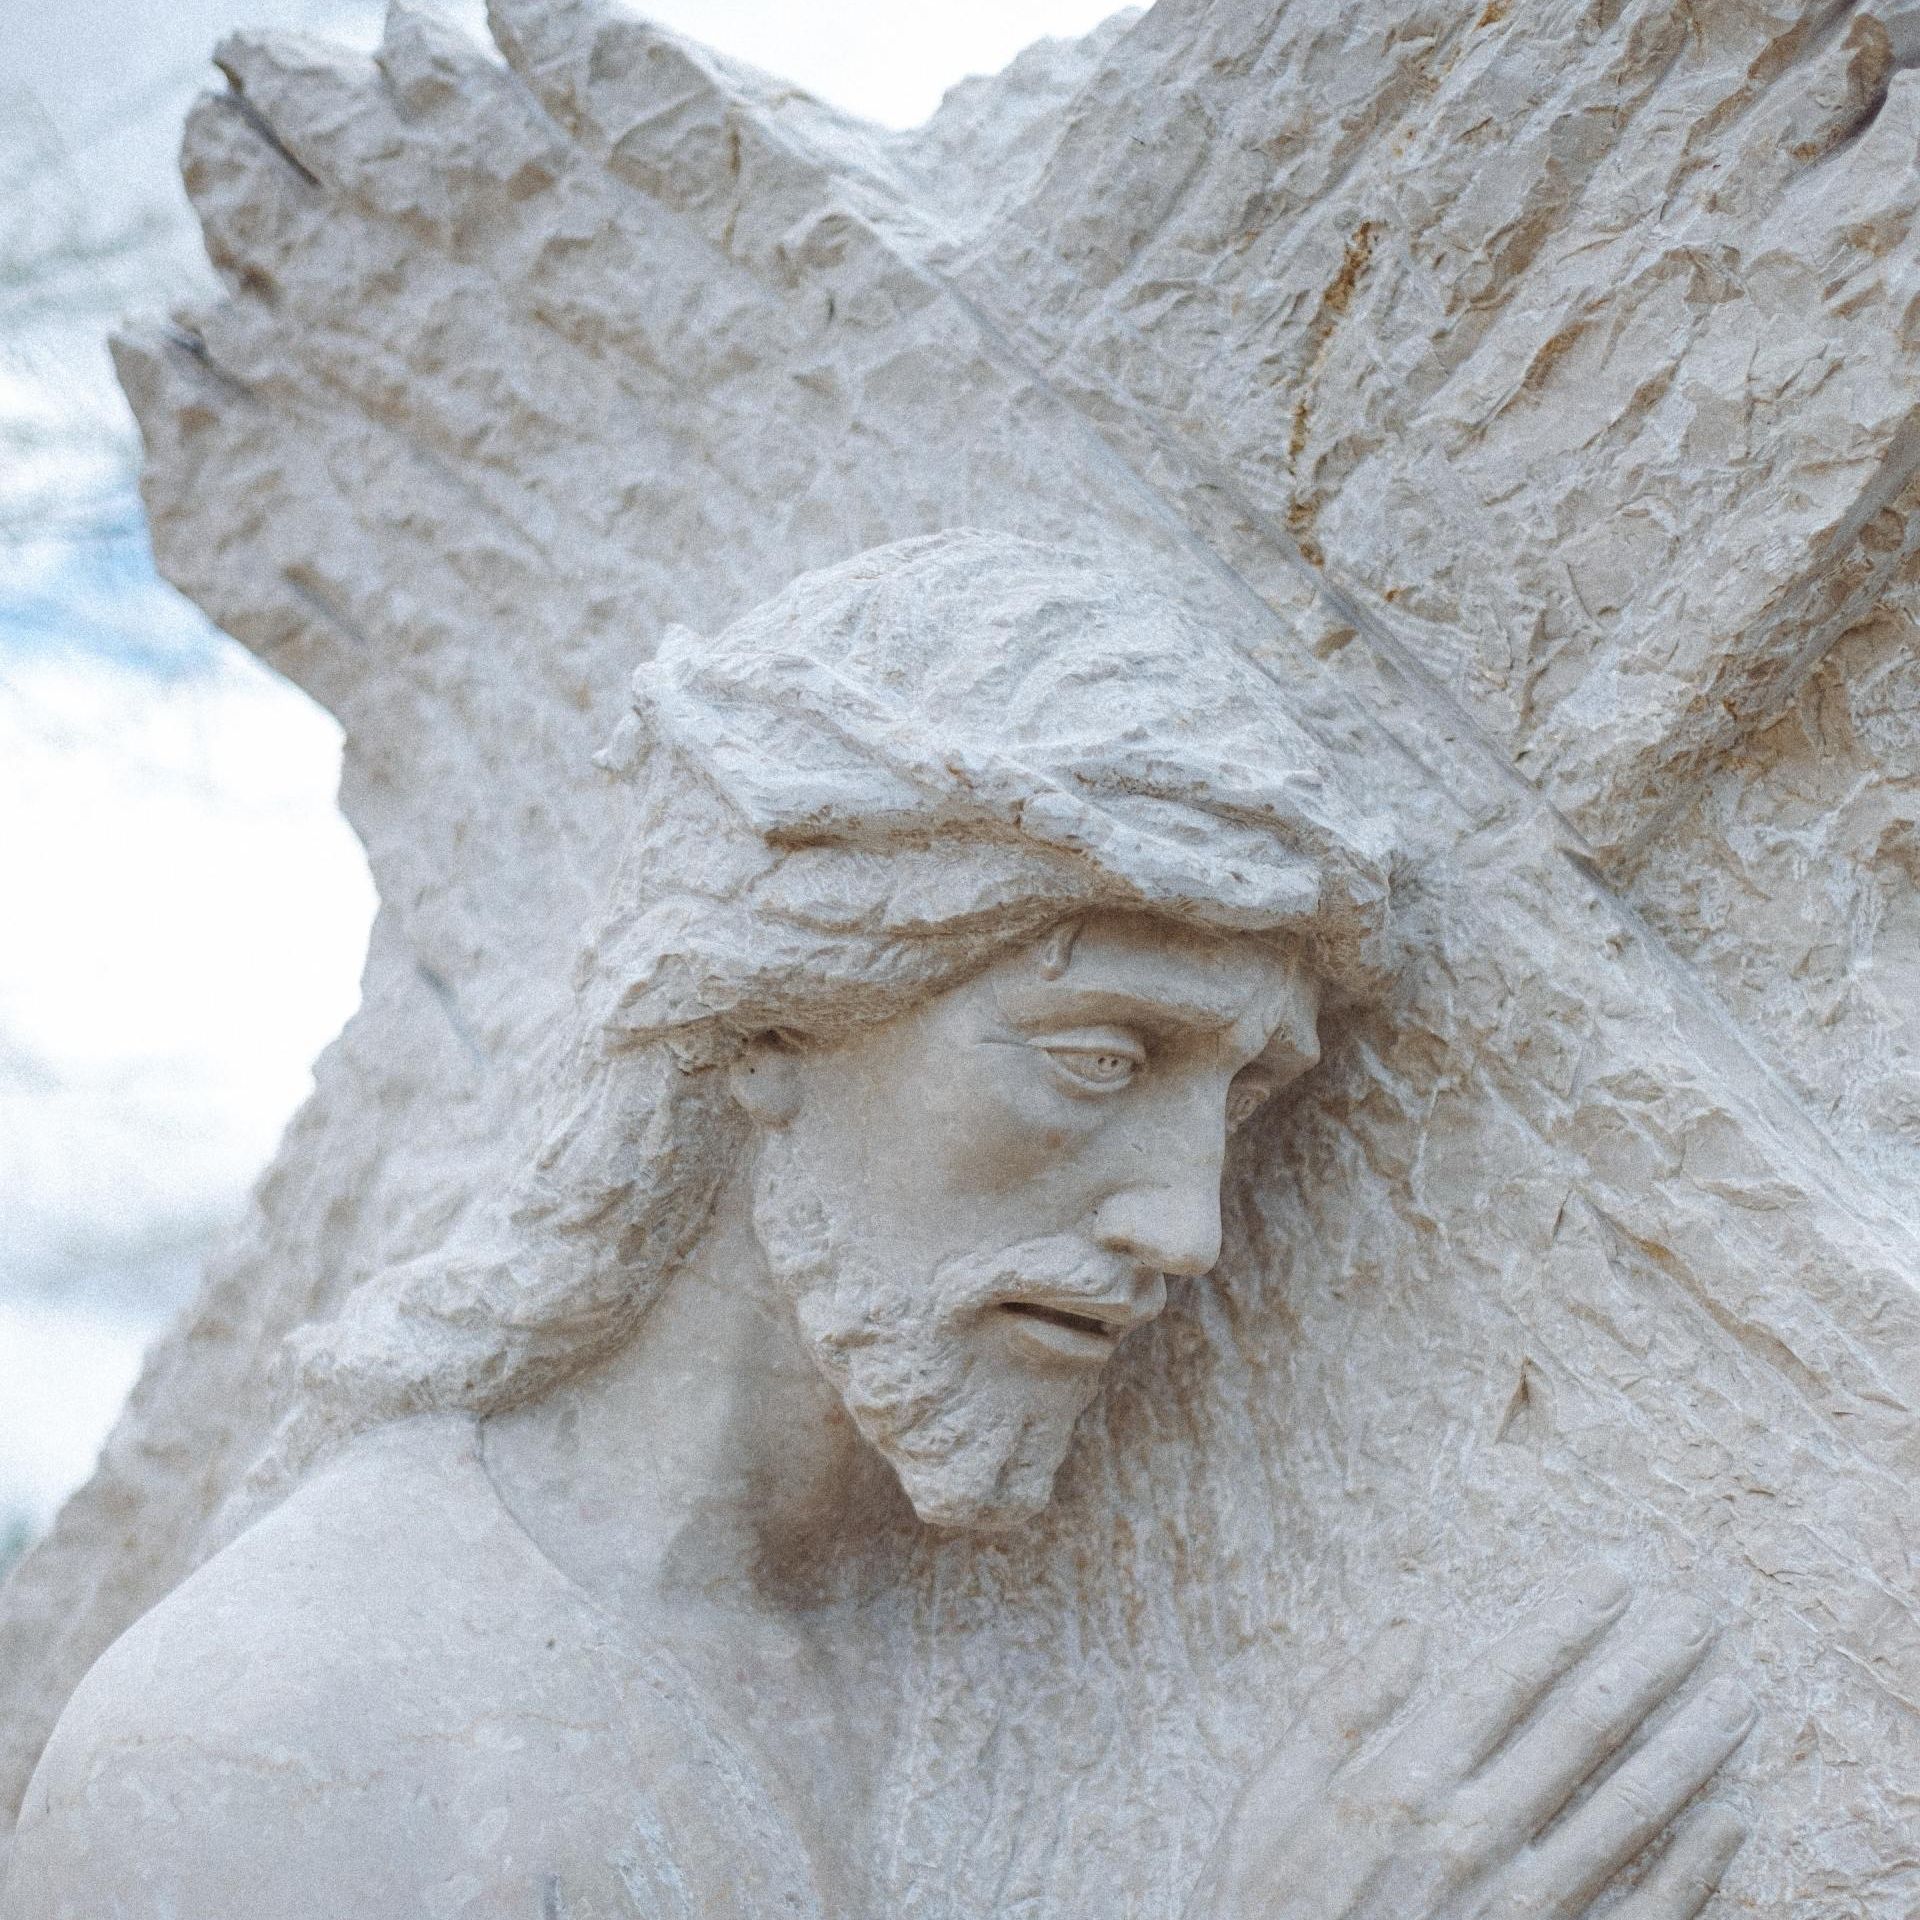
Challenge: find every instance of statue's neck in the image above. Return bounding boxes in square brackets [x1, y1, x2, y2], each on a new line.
[479, 1164, 914, 1627]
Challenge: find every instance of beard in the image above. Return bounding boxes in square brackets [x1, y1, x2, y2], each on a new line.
[749, 1128, 1135, 1531]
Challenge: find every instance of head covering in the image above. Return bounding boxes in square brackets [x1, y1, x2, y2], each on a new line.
[593, 531, 1393, 1054]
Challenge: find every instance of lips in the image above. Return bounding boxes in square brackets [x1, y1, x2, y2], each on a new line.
[995, 1292, 1156, 1366]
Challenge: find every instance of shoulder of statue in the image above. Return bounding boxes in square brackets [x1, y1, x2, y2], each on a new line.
[6, 1412, 835, 1917]
[2, 1415, 643, 1916]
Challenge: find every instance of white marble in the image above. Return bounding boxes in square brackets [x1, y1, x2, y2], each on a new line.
[4, 0, 1919, 1912]
[0, 538, 1755, 1916]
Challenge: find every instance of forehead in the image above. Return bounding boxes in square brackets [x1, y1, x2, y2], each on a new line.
[991, 912, 1321, 1071]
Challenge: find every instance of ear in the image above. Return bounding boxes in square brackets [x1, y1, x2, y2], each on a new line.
[727, 1031, 803, 1127]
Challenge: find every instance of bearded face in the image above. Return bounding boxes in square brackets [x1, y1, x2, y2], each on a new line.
[751, 1124, 1161, 1527]
[736, 912, 1322, 1530]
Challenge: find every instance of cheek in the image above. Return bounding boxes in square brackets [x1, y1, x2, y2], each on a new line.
[894, 1048, 1102, 1197]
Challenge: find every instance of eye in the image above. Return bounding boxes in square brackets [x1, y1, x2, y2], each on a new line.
[1031, 1028, 1146, 1094]
[1055, 1049, 1138, 1089]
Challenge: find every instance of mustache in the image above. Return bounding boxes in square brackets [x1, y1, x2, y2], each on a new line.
[933, 1235, 1160, 1320]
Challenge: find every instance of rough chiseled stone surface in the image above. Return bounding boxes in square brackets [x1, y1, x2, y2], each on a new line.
[962, 0, 1920, 866]
[1, 0, 1917, 1912]
[1632, 599, 1920, 1199]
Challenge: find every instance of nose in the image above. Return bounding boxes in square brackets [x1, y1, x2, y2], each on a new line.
[1092, 1169, 1224, 1279]
[1088, 1075, 1235, 1278]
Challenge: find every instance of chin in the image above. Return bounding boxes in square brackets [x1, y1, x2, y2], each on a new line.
[887, 1434, 1074, 1533]
[907, 1484, 1054, 1533]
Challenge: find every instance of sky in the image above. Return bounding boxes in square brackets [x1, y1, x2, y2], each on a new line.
[5, 0, 1129, 144]
[0, 1, 1131, 1547]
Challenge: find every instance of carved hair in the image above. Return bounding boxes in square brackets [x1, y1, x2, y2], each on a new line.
[256, 531, 1393, 1495]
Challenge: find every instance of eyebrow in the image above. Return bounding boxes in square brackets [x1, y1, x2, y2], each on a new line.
[994, 983, 1244, 1034]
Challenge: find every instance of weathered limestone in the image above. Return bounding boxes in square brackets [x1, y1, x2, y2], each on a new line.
[2, 0, 1917, 1911]
[962, 0, 1920, 867]
[1632, 595, 1920, 1201]
[5, 541, 1760, 1915]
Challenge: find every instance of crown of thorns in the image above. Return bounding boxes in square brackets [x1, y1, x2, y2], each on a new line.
[591, 532, 1393, 1052]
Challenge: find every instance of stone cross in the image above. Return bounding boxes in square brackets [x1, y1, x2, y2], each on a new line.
[3, 0, 1919, 1910]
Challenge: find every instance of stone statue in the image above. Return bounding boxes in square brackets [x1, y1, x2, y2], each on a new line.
[5, 535, 1754, 1917]
[6, 0, 1919, 1907]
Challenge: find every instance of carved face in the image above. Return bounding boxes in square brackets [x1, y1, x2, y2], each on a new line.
[738, 911, 1321, 1529]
